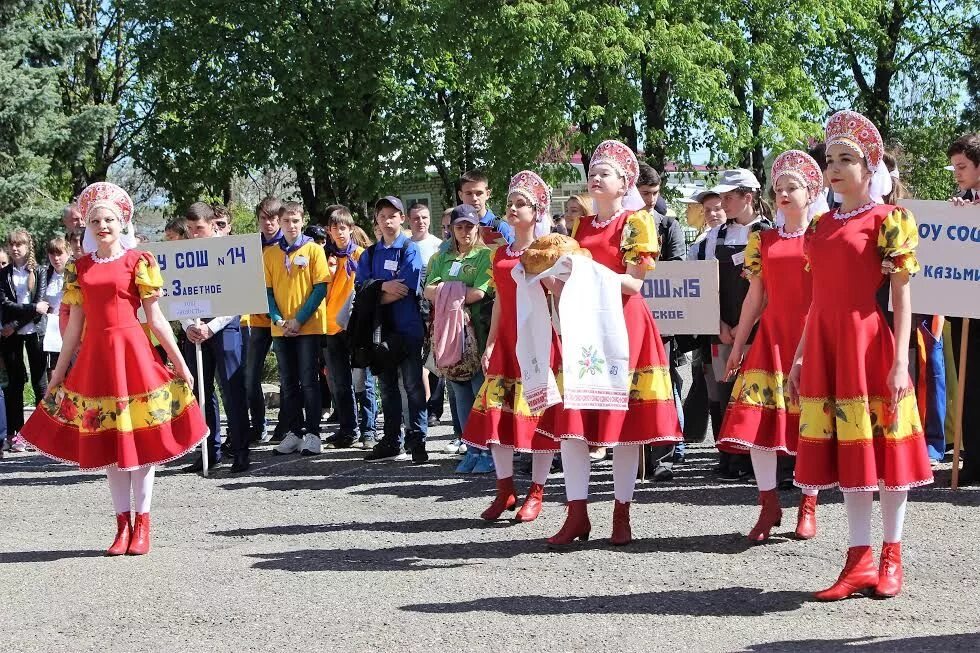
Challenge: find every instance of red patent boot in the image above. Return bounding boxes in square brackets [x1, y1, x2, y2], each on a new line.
[814, 546, 878, 601]
[874, 542, 903, 598]
[481, 477, 517, 521]
[794, 495, 818, 540]
[126, 513, 151, 556]
[747, 489, 782, 544]
[106, 513, 132, 557]
[609, 500, 632, 546]
[546, 500, 590, 546]
[514, 482, 544, 523]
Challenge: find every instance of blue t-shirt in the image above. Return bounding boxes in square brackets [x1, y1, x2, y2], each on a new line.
[356, 233, 424, 342]
[481, 208, 514, 245]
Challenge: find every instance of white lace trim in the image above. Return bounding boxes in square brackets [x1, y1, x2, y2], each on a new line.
[793, 477, 934, 493]
[90, 249, 127, 264]
[535, 427, 683, 448]
[778, 226, 807, 239]
[717, 437, 797, 455]
[464, 436, 560, 454]
[591, 209, 627, 230]
[833, 201, 877, 221]
[22, 427, 209, 472]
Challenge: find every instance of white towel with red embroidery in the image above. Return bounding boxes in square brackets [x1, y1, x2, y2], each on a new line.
[513, 254, 629, 412]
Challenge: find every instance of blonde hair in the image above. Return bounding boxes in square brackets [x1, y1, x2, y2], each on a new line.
[7, 228, 37, 292]
[567, 193, 593, 216]
[451, 220, 486, 254]
[351, 225, 373, 247]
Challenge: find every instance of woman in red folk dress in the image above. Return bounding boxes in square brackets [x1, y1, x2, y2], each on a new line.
[787, 111, 933, 600]
[21, 182, 207, 557]
[718, 151, 827, 544]
[463, 171, 560, 523]
[544, 140, 683, 546]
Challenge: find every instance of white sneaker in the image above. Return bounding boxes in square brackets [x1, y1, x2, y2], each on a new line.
[457, 442, 467, 455]
[444, 439, 461, 454]
[394, 452, 411, 462]
[274, 433, 303, 455]
[300, 433, 322, 456]
[10, 435, 27, 453]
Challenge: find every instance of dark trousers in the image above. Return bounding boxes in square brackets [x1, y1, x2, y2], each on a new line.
[2, 333, 47, 433]
[273, 335, 323, 436]
[245, 325, 274, 439]
[426, 371, 445, 420]
[376, 345, 427, 451]
[183, 328, 248, 462]
[323, 333, 358, 437]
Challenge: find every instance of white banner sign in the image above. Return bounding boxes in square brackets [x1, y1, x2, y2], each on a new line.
[641, 260, 719, 335]
[139, 235, 267, 320]
[900, 199, 980, 320]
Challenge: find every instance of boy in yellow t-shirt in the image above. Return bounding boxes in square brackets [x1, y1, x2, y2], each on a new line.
[320, 206, 365, 449]
[263, 202, 329, 456]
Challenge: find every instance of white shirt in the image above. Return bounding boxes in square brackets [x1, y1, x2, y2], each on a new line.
[11, 265, 36, 335]
[412, 233, 443, 266]
[722, 217, 765, 247]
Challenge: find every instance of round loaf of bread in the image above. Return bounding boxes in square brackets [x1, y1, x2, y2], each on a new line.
[521, 233, 591, 275]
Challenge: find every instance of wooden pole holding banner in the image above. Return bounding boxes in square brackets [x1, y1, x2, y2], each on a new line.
[195, 319, 208, 478]
[951, 319, 970, 490]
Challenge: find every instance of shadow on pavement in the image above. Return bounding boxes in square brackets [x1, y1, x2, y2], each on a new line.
[401, 586, 810, 617]
[0, 549, 103, 563]
[211, 517, 497, 538]
[746, 632, 980, 652]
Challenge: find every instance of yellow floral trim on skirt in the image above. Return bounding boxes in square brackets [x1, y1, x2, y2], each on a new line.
[475, 374, 566, 417]
[40, 380, 198, 434]
[628, 366, 674, 402]
[732, 369, 799, 413]
[799, 393, 922, 443]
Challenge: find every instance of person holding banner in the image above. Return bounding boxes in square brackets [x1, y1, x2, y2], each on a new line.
[787, 111, 933, 600]
[462, 170, 560, 522]
[718, 150, 826, 544]
[20, 182, 207, 556]
[545, 140, 683, 546]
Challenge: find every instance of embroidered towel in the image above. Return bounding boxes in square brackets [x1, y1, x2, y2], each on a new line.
[433, 281, 467, 368]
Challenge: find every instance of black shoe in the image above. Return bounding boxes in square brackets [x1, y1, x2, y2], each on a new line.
[411, 446, 430, 464]
[325, 434, 356, 449]
[718, 468, 749, 483]
[777, 477, 795, 491]
[958, 466, 980, 486]
[652, 464, 674, 482]
[326, 412, 339, 424]
[672, 451, 686, 464]
[182, 455, 223, 474]
[427, 415, 439, 427]
[364, 443, 400, 462]
[230, 452, 251, 474]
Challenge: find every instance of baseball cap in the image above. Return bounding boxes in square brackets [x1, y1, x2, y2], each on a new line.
[688, 190, 721, 203]
[707, 168, 762, 195]
[450, 204, 480, 225]
[374, 196, 404, 214]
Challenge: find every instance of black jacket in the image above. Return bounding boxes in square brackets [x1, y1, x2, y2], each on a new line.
[0, 264, 48, 335]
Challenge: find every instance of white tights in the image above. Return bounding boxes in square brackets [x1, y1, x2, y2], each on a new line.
[843, 485, 908, 547]
[560, 439, 640, 503]
[749, 449, 817, 496]
[106, 466, 156, 514]
[490, 445, 552, 486]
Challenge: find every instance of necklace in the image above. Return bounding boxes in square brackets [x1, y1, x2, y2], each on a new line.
[778, 224, 807, 239]
[591, 209, 627, 229]
[506, 244, 530, 257]
[834, 201, 877, 221]
[90, 249, 126, 263]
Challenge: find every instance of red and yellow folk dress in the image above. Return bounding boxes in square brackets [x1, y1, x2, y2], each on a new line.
[794, 205, 933, 491]
[540, 210, 683, 446]
[463, 246, 561, 453]
[718, 229, 812, 454]
[21, 249, 208, 470]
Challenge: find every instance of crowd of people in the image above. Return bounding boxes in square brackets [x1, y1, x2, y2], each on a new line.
[4, 112, 980, 601]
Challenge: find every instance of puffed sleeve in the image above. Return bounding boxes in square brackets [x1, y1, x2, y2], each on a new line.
[877, 207, 920, 275]
[621, 210, 660, 271]
[742, 230, 763, 279]
[134, 252, 164, 299]
[61, 260, 82, 305]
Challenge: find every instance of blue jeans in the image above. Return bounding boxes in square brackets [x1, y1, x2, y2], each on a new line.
[375, 344, 427, 451]
[354, 367, 377, 438]
[323, 333, 357, 437]
[273, 335, 323, 436]
[449, 371, 484, 433]
[245, 326, 274, 438]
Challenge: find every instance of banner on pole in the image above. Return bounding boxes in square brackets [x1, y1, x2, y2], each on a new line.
[900, 200, 980, 320]
[641, 260, 719, 336]
[139, 235, 267, 320]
